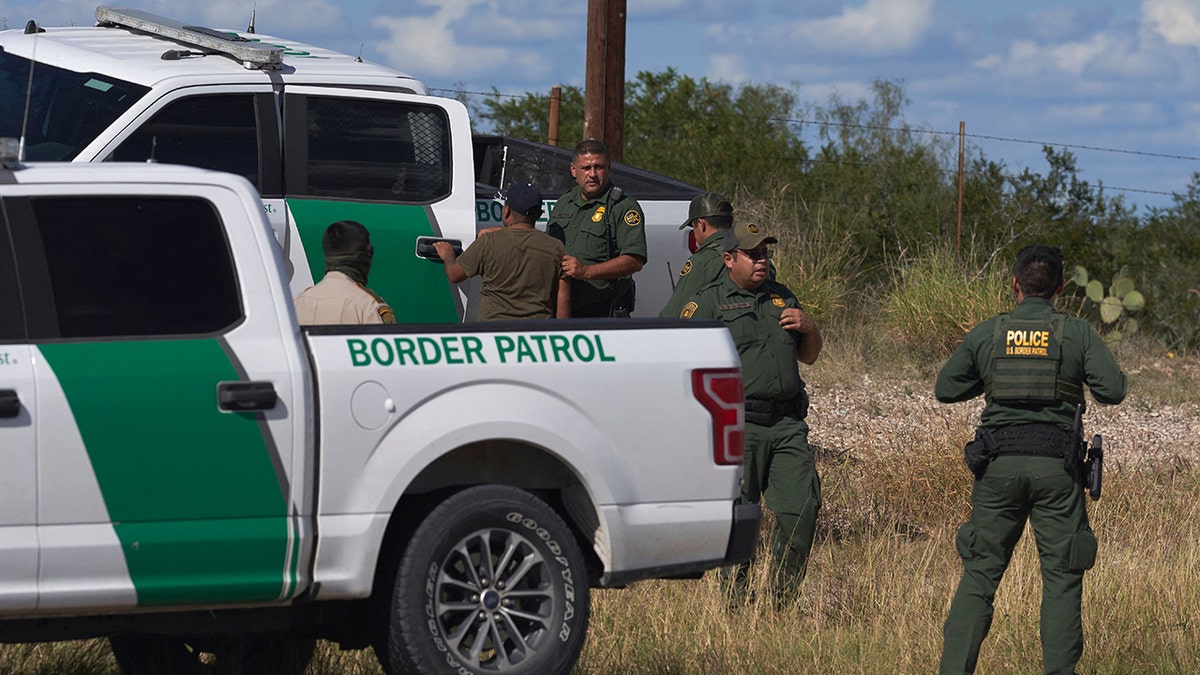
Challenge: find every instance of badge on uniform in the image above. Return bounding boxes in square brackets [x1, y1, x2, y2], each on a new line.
[747, 224, 761, 234]
[624, 210, 642, 226]
[770, 294, 785, 308]
[679, 260, 692, 277]
[592, 206, 606, 222]
[680, 301, 698, 318]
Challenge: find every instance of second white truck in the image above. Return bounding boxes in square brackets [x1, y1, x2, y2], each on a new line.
[0, 6, 698, 321]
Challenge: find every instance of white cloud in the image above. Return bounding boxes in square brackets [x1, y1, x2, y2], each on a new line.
[787, 0, 936, 55]
[368, 1, 573, 80]
[372, 2, 502, 79]
[973, 31, 1152, 80]
[707, 52, 749, 84]
[1143, 0, 1200, 47]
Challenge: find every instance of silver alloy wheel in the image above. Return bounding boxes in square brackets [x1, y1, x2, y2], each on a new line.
[432, 527, 556, 668]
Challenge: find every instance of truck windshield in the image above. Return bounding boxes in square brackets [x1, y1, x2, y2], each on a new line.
[0, 51, 148, 160]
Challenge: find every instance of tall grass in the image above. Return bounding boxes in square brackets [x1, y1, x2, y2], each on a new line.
[879, 244, 1012, 361]
[4, 211, 1196, 674]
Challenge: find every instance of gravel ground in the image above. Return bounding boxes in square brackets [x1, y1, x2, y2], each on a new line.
[804, 359, 1200, 470]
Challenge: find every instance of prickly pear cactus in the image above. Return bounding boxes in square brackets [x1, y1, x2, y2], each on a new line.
[1068, 265, 1145, 345]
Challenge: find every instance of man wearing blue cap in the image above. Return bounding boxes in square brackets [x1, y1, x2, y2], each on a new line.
[435, 182, 570, 320]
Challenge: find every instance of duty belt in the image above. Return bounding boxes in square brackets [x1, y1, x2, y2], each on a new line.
[744, 390, 809, 426]
[989, 423, 1069, 458]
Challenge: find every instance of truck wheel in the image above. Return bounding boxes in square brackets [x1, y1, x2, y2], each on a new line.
[108, 634, 315, 675]
[378, 485, 590, 675]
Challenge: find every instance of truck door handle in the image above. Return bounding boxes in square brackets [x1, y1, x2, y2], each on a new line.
[415, 236, 462, 261]
[0, 389, 19, 418]
[217, 381, 277, 412]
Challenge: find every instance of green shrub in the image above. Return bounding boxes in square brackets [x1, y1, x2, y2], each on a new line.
[879, 245, 1010, 360]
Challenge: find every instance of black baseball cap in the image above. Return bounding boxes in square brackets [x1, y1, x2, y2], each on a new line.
[497, 182, 544, 218]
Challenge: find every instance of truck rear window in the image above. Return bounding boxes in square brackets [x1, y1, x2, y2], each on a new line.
[0, 51, 148, 161]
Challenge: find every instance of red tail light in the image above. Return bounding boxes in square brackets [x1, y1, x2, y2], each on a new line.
[692, 368, 744, 465]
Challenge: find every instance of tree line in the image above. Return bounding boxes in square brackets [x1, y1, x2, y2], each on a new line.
[465, 70, 1200, 352]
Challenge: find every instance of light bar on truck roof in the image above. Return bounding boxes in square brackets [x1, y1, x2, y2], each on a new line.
[95, 6, 284, 70]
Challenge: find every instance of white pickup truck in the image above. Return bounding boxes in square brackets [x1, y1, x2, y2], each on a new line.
[0, 155, 758, 674]
[0, 6, 697, 321]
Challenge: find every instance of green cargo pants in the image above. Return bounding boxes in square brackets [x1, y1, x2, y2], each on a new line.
[940, 455, 1098, 675]
[721, 415, 821, 604]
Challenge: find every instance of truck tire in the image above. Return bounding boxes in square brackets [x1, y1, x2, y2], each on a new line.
[108, 634, 315, 675]
[377, 485, 590, 675]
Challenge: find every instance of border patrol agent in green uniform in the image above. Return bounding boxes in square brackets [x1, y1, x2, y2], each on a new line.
[659, 192, 734, 318]
[546, 138, 647, 317]
[936, 245, 1127, 675]
[679, 221, 824, 605]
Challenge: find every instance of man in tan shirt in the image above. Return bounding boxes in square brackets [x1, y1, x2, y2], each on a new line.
[294, 220, 397, 325]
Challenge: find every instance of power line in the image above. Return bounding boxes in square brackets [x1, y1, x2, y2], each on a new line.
[434, 86, 1199, 162]
[434, 86, 1197, 200]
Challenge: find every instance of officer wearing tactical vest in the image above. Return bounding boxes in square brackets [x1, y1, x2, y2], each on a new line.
[658, 191, 734, 318]
[935, 245, 1127, 675]
[546, 138, 647, 317]
[679, 221, 823, 607]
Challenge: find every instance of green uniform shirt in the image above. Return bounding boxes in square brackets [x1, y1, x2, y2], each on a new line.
[546, 183, 647, 312]
[935, 297, 1127, 429]
[681, 275, 806, 401]
[659, 233, 725, 318]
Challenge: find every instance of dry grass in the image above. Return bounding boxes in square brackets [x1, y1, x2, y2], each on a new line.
[569, 338, 1200, 675]
[3, 340, 1197, 675]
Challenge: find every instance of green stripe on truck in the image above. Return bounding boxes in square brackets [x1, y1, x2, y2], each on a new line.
[39, 339, 290, 606]
[288, 199, 460, 323]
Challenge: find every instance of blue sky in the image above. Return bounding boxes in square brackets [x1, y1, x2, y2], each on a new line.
[4, 0, 1199, 213]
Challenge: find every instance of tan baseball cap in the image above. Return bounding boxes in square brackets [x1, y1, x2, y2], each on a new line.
[722, 222, 778, 252]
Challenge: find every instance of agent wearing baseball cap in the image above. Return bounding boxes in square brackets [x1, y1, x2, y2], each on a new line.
[658, 192, 734, 318]
[434, 182, 570, 320]
[678, 221, 823, 608]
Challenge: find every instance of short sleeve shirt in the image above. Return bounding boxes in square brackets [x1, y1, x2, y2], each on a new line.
[546, 184, 647, 307]
[457, 227, 567, 321]
[681, 275, 806, 401]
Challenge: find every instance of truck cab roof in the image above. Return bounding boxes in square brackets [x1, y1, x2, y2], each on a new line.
[1, 7, 425, 94]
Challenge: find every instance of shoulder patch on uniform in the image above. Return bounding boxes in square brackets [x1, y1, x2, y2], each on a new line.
[379, 306, 397, 324]
[624, 210, 642, 226]
[591, 205, 606, 222]
[679, 260, 693, 277]
[680, 301, 698, 318]
[770, 293, 786, 308]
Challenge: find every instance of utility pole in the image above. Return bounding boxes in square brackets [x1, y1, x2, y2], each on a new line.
[548, 85, 561, 147]
[584, 0, 626, 162]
